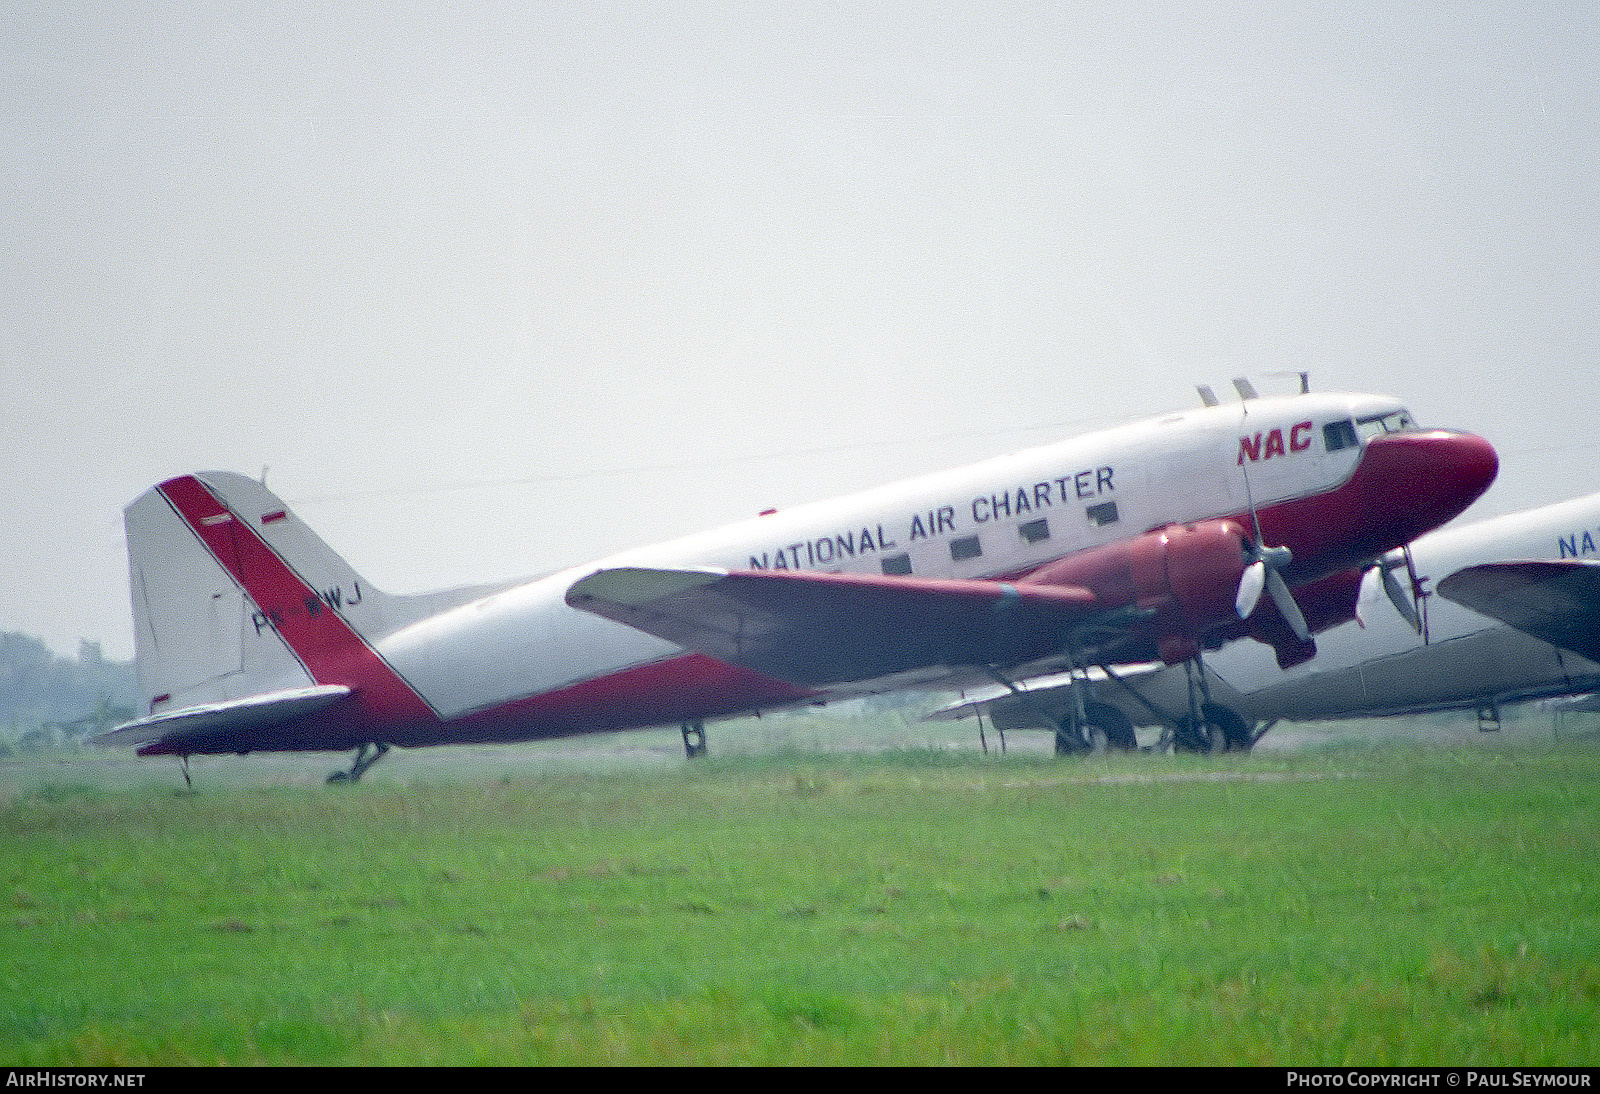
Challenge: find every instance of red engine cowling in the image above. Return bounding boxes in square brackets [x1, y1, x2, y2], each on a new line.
[1019, 519, 1252, 664]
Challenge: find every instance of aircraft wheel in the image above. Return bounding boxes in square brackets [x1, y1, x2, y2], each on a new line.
[1081, 702, 1137, 752]
[1175, 704, 1252, 753]
[1173, 716, 1207, 753]
[1204, 703, 1253, 752]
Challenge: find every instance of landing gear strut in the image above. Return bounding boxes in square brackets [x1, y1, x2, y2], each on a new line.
[1171, 658, 1252, 753]
[984, 659, 1137, 756]
[1053, 701, 1137, 754]
[327, 742, 390, 784]
[681, 720, 707, 758]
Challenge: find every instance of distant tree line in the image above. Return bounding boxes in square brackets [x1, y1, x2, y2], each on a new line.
[0, 632, 137, 751]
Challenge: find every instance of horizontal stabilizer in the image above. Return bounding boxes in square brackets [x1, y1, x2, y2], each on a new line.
[97, 685, 353, 749]
[566, 566, 1099, 688]
[1437, 560, 1600, 663]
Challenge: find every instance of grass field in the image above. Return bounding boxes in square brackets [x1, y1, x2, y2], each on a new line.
[2, 711, 1598, 1065]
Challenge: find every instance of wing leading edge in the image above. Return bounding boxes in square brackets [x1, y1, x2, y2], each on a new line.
[1436, 559, 1600, 663]
[565, 566, 1101, 689]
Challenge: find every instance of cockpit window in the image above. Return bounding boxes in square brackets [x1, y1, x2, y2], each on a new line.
[1323, 419, 1359, 452]
[1355, 409, 1417, 440]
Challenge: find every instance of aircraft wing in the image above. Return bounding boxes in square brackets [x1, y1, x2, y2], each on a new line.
[566, 567, 1102, 689]
[96, 685, 353, 750]
[1436, 560, 1600, 663]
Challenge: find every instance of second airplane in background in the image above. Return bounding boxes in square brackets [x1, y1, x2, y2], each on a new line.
[101, 386, 1496, 779]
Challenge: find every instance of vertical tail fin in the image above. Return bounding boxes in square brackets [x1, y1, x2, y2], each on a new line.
[125, 472, 426, 723]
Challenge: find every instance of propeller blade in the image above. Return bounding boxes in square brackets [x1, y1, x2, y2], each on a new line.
[1236, 560, 1266, 620]
[1265, 566, 1312, 642]
[1382, 565, 1423, 633]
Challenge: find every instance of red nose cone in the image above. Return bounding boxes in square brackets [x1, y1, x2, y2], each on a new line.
[1359, 430, 1499, 542]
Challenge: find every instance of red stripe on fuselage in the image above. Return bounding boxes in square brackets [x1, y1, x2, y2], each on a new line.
[157, 476, 440, 734]
[431, 652, 814, 747]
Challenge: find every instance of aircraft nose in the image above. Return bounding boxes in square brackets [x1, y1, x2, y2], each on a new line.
[1360, 429, 1499, 541]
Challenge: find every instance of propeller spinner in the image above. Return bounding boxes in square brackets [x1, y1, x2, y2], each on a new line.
[1364, 546, 1425, 636]
[1235, 541, 1311, 642]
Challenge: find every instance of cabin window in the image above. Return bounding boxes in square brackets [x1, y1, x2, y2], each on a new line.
[1019, 518, 1050, 544]
[1323, 419, 1358, 452]
[950, 535, 982, 562]
[1086, 501, 1119, 527]
[881, 553, 913, 576]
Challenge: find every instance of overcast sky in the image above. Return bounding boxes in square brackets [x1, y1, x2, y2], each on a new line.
[5, 3, 1598, 661]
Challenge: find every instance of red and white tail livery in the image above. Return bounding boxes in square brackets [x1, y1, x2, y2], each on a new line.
[101, 388, 1497, 775]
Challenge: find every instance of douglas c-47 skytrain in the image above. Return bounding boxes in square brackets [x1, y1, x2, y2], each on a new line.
[99, 386, 1497, 781]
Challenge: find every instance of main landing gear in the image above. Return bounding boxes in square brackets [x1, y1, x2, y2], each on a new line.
[327, 742, 390, 784]
[1173, 701, 1253, 754]
[984, 663, 1139, 756]
[991, 652, 1257, 757]
[1167, 657, 1253, 754]
[1055, 701, 1138, 755]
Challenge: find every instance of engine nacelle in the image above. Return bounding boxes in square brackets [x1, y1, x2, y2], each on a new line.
[1246, 566, 1364, 669]
[1020, 519, 1252, 663]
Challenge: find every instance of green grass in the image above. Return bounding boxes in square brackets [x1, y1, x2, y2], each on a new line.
[2, 727, 1598, 1064]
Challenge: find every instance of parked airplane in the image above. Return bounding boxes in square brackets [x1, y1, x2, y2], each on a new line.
[1438, 552, 1600, 667]
[933, 490, 1600, 751]
[98, 388, 1496, 780]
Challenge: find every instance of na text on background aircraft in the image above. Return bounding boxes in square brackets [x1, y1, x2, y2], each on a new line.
[933, 491, 1600, 749]
[97, 384, 1497, 781]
